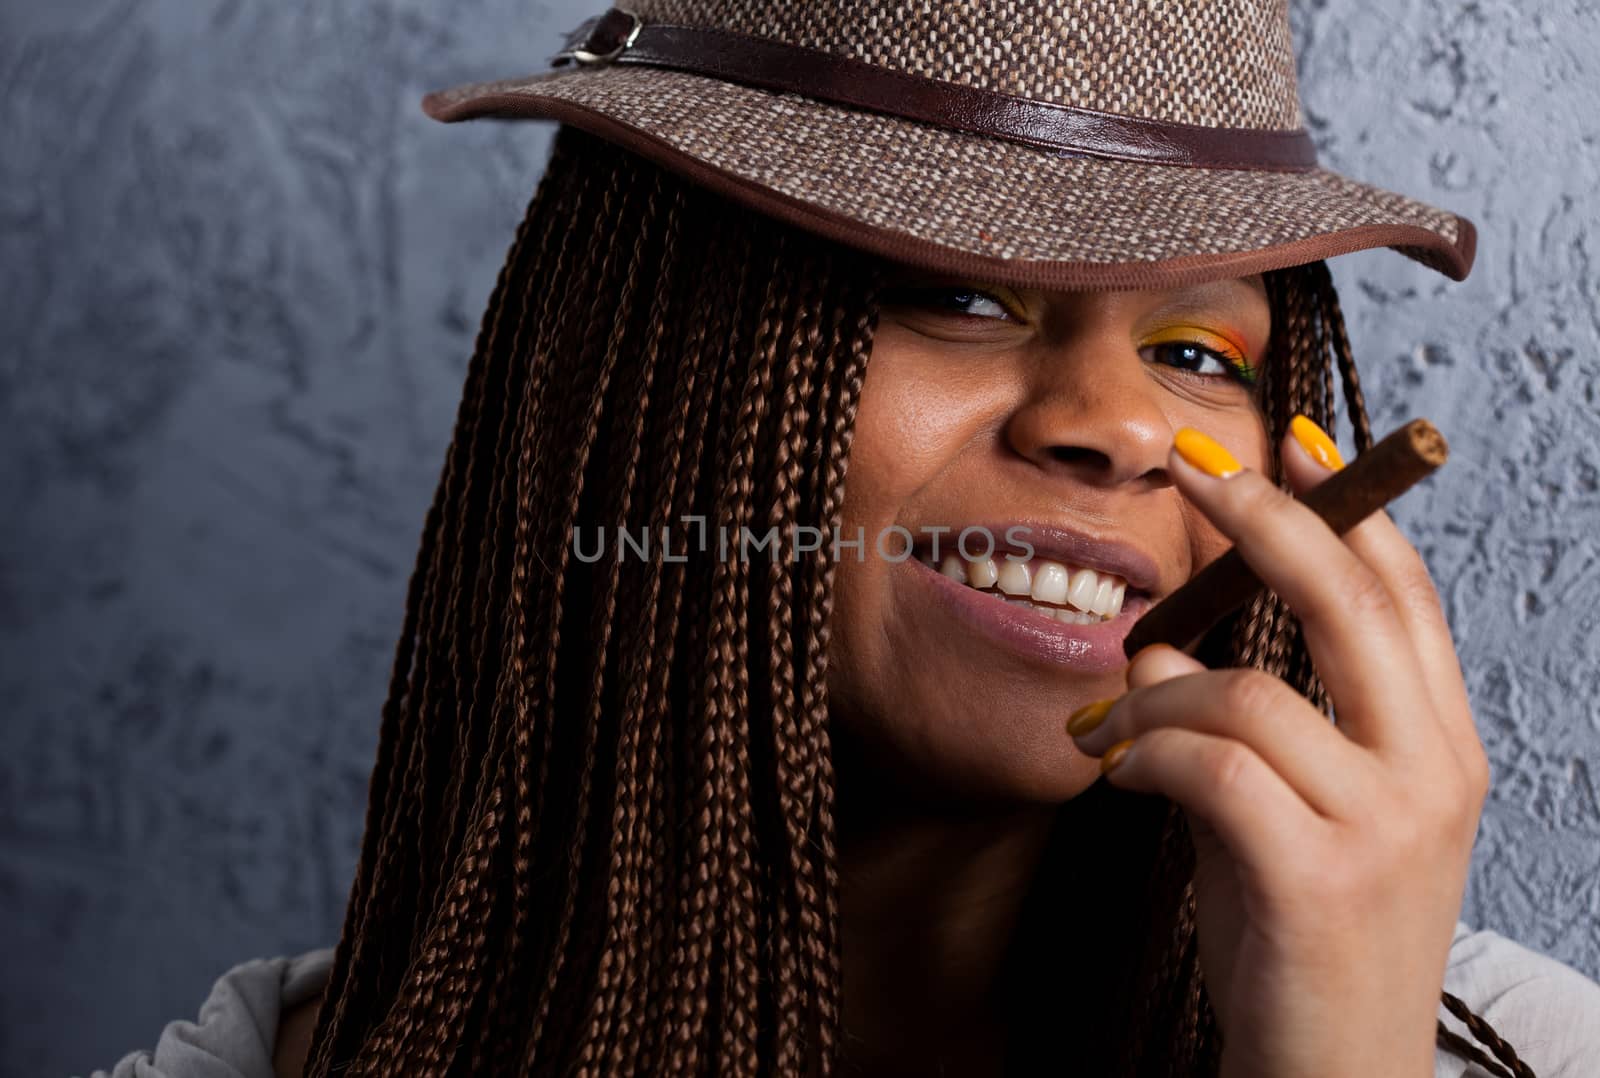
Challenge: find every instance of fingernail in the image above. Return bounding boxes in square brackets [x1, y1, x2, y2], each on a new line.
[1100, 739, 1136, 776]
[1173, 428, 1243, 479]
[1289, 414, 1345, 470]
[1067, 698, 1117, 737]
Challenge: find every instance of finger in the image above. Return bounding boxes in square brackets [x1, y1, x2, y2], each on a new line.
[1099, 729, 1324, 865]
[1073, 667, 1375, 817]
[1169, 428, 1439, 758]
[1280, 423, 1477, 754]
[1125, 642, 1205, 689]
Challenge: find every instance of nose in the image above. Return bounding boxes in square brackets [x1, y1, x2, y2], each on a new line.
[1003, 338, 1175, 490]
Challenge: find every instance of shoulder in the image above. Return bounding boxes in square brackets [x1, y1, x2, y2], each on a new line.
[1435, 921, 1600, 1077]
[83, 947, 335, 1078]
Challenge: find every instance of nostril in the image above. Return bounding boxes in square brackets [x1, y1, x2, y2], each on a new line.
[1046, 445, 1113, 469]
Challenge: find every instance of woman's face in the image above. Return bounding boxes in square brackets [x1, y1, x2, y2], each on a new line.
[827, 267, 1273, 804]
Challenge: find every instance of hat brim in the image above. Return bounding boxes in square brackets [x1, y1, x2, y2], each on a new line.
[423, 65, 1476, 291]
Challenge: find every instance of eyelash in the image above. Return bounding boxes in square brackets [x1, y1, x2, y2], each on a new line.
[1150, 340, 1260, 388]
[890, 285, 1259, 388]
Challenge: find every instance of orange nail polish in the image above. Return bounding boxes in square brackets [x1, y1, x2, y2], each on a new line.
[1289, 414, 1346, 470]
[1173, 428, 1243, 479]
[1100, 739, 1136, 776]
[1067, 698, 1116, 737]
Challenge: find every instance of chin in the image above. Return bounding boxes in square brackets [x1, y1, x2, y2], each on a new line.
[828, 672, 1106, 809]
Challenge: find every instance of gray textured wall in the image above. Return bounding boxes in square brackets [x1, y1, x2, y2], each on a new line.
[1, 2, 1595, 1076]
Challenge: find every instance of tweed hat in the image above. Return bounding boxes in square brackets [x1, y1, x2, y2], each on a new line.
[423, 0, 1477, 291]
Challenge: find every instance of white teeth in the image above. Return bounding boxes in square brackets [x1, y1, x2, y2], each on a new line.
[1029, 561, 1070, 604]
[996, 559, 1032, 596]
[1067, 567, 1099, 611]
[966, 556, 999, 589]
[931, 543, 1132, 624]
[1091, 576, 1116, 616]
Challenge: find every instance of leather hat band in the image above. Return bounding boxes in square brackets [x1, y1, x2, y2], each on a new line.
[550, 8, 1320, 173]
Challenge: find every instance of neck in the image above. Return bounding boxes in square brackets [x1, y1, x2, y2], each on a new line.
[833, 741, 1058, 1077]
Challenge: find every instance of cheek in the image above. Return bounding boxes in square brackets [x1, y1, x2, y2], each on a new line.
[1238, 409, 1273, 472]
[1182, 505, 1236, 570]
[826, 354, 944, 698]
[850, 384, 977, 503]
[834, 340, 984, 547]
[825, 351, 970, 773]
[821, 345, 1103, 801]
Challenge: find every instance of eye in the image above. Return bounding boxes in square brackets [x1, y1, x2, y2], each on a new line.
[882, 284, 1021, 322]
[1144, 336, 1259, 388]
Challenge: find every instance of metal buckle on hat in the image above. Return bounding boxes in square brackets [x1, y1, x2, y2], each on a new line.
[550, 8, 643, 67]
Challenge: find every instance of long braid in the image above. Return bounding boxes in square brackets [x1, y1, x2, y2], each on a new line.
[703, 232, 795, 1075]
[571, 169, 685, 1073]
[459, 155, 579, 1076]
[759, 245, 825, 1070]
[309, 126, 887, 1075]
[596, 197, 741, 1078]
[386, 157, 579, 1070]
[387, 138, 592, 1077]
[630, 221, 758, 1074]
[469, 127, 628, 1075]
[303, 138, 564, 1076]
[808, 298, 877, 1069]
[308, 128, 1527, 1078]
[660, 248, 764, 1076]
[1440, 993, 1538, 1078]
[520, 156, 661, 1066]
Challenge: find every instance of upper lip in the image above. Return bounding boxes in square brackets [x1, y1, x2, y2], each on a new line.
[912, 518, 1162, 595]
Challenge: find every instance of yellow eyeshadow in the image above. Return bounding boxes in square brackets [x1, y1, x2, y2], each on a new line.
[1140, 325, 1249, 361]
[1141, 325, 1257, 383]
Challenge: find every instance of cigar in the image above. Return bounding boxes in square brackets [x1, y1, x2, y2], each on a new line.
[1122, 418, 1449, 659]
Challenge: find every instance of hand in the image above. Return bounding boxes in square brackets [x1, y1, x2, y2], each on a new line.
[1068, 419, 1490, 1078]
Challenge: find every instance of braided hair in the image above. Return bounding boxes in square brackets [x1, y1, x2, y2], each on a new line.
[302, 124, 1532, 1078]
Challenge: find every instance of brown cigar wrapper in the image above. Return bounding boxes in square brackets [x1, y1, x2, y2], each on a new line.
[1122, 418, 1449, 659]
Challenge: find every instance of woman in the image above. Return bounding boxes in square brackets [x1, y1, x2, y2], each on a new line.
[93, 1, 1600, 1076]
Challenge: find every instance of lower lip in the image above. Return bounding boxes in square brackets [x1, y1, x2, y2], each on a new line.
[903, 557, 1150, 673]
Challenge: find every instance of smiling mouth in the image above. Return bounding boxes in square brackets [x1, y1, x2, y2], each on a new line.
[914, 549, 1130, 626]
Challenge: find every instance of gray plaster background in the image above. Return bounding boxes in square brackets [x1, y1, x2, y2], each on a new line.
[1, 1, 1596, 1075]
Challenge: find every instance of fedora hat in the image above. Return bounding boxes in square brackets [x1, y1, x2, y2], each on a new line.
[422, 0, 1477, 291]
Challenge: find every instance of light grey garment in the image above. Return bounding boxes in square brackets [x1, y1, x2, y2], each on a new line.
[1436, 921, 1600, 1077]
[81, 925, 1600, 1077]
[84, 948, 335, 1078]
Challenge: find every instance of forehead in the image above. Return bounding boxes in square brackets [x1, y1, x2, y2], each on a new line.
[1045, 274, 1269, 313]
[1023, 274, 1274, 348]
[1138, 274, 1269, 315]
[882, 262, 1268, 310]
